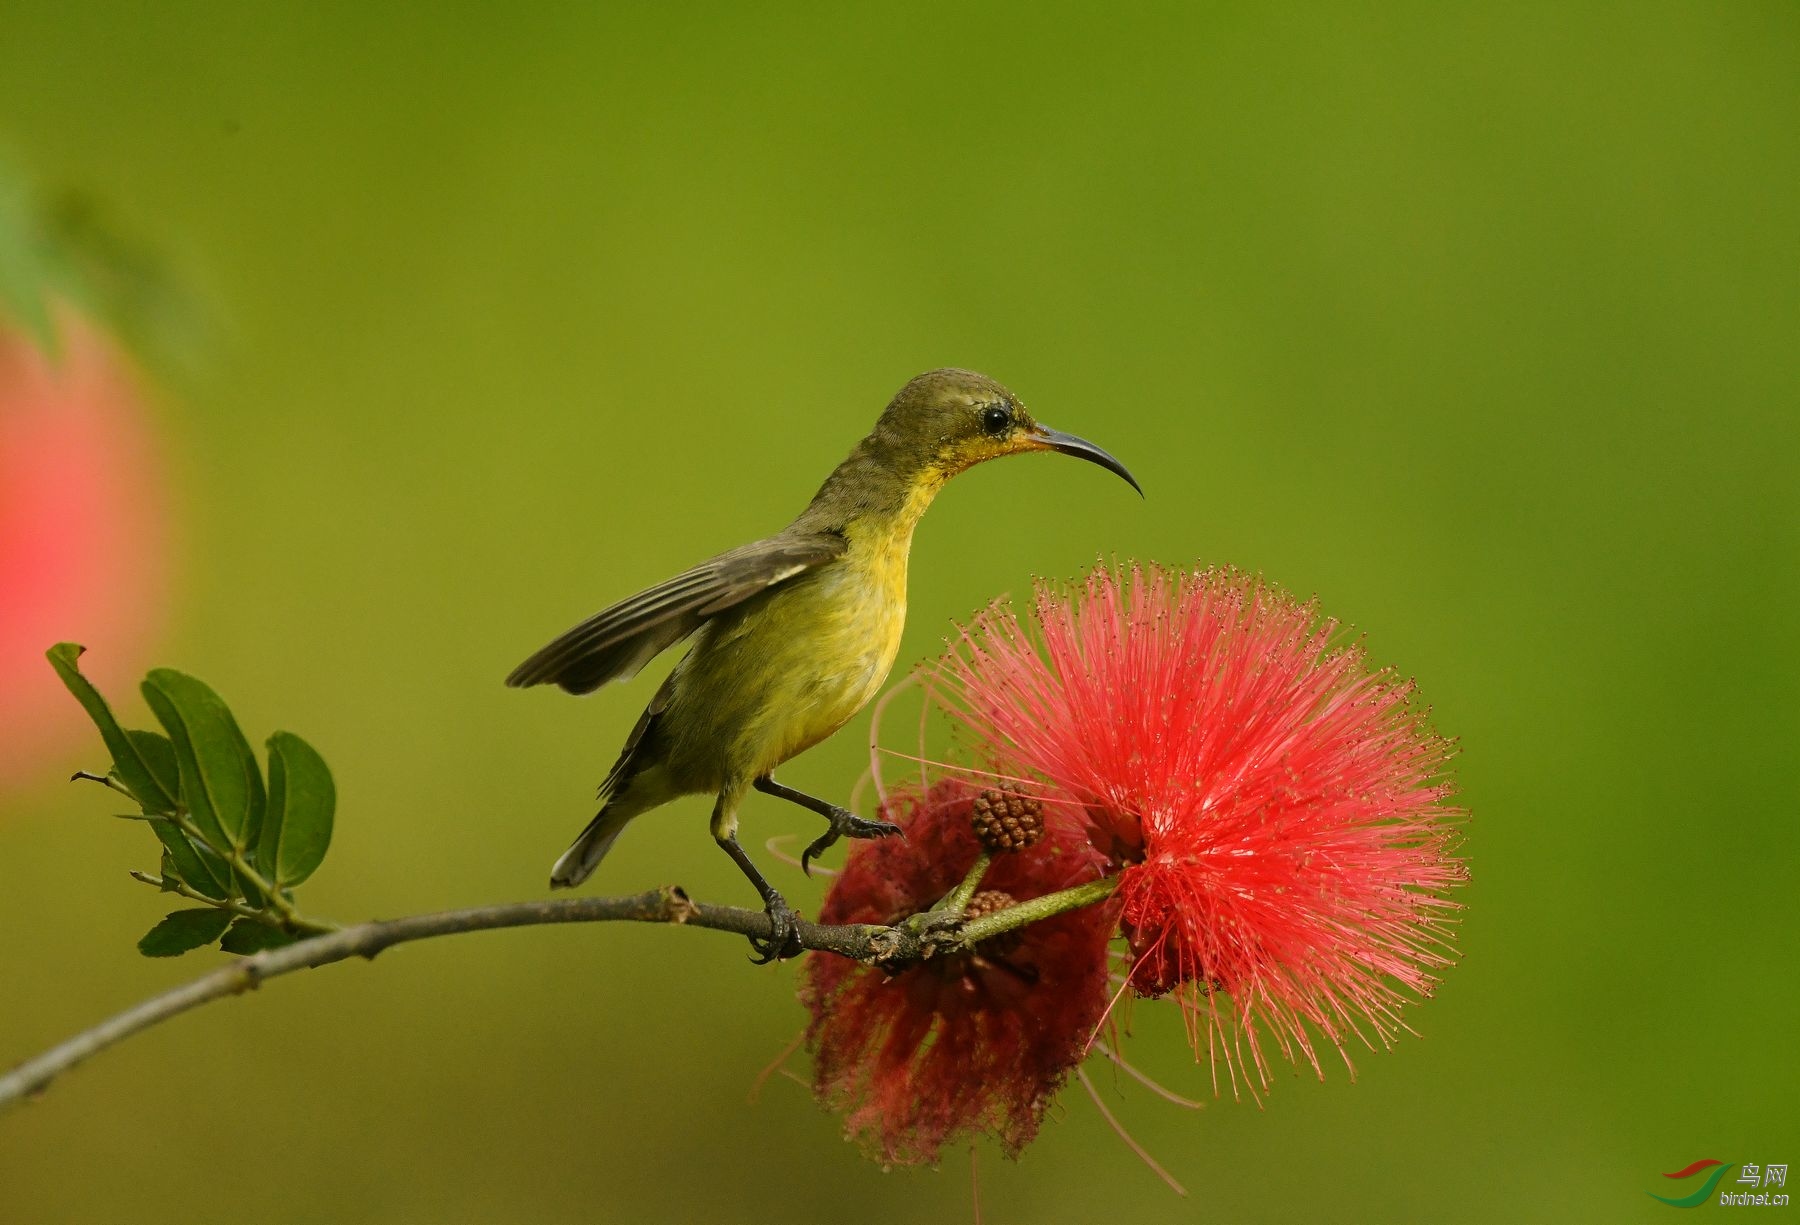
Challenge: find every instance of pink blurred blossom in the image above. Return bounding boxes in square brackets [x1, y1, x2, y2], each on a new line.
[0, 317, 171, 789]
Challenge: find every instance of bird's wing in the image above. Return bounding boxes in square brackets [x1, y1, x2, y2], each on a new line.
[505, 531, 846, 694]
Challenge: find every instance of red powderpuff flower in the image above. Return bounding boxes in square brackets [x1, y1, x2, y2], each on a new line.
[933, 563, 1466, 1097]
[800, 776, 1116, 1165]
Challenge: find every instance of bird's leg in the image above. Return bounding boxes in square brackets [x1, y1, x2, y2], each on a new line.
[712, 791, 803, 963]
[716, 833, 803, 964]
[753, 774, 902, 875]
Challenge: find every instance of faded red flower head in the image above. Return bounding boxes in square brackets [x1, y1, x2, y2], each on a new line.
[933, 563, 1465, 1096]
[800, 777, 1115, 1165]
[0, 318, 171, 789]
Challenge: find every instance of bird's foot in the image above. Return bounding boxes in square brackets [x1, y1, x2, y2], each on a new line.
[747, 892, 805, 965]
[800, 805, 904, 875]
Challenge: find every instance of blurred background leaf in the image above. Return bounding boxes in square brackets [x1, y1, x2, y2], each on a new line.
[0, 157, 58, 351]
[0, 4, 1794, 1223]
[0, 149, 201, 368]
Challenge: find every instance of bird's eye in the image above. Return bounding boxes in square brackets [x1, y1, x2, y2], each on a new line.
[981, 405, 1012, 436]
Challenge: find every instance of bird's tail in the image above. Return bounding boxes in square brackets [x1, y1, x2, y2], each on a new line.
[549, 803, 638, 888]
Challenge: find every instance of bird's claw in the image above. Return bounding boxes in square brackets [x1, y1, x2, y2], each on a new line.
[747, 892, 804, 964]
[800, 806, 904, 875]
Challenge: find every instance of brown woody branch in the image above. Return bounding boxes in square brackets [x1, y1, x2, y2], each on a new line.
[1, 870, 1120, 1117]
[0, 886, 916, 1116]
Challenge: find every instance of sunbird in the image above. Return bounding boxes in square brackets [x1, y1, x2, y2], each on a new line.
[507, 369, 1139, 960]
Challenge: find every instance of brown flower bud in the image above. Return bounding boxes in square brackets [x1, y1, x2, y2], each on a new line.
[963, 889, 1022, 957]
[969, 784, 1045, 853]
[963, 888, 1017, 922]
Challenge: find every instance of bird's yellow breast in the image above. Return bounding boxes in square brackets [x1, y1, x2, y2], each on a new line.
[656, 498, 927, 789]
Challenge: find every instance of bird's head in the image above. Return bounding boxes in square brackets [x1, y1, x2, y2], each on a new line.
[874, 368, 1142, 495]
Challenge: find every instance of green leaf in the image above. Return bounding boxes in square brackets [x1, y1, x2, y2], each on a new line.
[219, 920, 298, 955]
[137, 908, 233, 957]
[261, 731, 335, 887]
[234, 866, 266, 908]
[123, 729, 179, 808]
[149, 819, 231, 900]
[140, 668, 265, 854]
[45, 643, 177, 814]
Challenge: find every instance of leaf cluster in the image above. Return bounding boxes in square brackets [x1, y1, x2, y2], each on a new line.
[47, 644, 338, 956]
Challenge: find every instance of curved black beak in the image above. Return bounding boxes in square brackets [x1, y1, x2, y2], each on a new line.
[1030, 425, 1143, 497]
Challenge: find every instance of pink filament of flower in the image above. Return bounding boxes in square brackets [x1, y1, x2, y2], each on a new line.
[801, 778, 1117, 1164]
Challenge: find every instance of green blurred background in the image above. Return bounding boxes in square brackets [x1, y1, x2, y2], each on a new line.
[2, 4, 1795, 1222]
